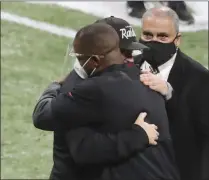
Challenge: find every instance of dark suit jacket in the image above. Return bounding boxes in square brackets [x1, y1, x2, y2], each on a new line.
[135, 49, 209, 180]
[33, 70, 151, 180]
[51, 64, 180, 180]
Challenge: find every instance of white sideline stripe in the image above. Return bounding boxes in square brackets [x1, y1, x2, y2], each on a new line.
[1, 11, 76, 38]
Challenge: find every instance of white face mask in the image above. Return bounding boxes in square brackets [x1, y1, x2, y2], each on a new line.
[73, 57, 97, 79]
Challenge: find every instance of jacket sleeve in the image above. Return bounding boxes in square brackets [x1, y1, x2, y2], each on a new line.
[33, 80, 150, 165]
[198, 83, 209, 180]
[51, 79, 103, 129]
[65, 124, 149, 165]
[32, 82, 64, 131]
[192, 70, 209, 138]
[191, 70, 209, 180]
[198, 77, 209, 180]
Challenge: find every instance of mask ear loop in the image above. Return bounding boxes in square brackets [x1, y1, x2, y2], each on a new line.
[90, 68, 97, 76]
[84, 56, 97, 76]
[82, 56, 92, 68]
[88, 55, 100, 76]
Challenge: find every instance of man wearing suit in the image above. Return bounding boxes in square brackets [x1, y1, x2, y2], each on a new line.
[135, 6, 209, 180]
[49, 22, 179, 180]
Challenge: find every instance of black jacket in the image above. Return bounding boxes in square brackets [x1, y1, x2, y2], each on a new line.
[50, 64, 180, 180]
[33, 69, 151, 180]
[135, 49, 209, 180]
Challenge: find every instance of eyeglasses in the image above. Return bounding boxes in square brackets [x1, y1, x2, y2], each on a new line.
[69, 49, 105, 58]
[68, 41, 119, 59]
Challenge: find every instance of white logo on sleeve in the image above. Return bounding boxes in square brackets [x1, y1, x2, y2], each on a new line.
[120, 26, 136, 39]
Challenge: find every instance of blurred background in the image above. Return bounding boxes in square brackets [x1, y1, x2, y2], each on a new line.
[1, 1, 208, 179]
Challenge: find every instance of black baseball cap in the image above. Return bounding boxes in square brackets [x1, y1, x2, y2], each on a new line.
[95, 16, 148, 50]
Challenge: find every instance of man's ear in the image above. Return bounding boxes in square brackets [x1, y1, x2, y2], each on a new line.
[91, 56, 100, 67]
[175, 32, 181, 47]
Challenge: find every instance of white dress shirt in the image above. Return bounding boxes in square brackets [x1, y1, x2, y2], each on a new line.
[140, 52, 177, 100]
[140, 52, 177, 81]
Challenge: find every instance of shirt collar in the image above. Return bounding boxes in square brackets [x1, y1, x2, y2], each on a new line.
[158, 52, 177, 71]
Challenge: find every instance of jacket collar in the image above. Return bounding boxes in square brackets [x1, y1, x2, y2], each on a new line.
[167, 49, 186, 94]
[91, 64, 127, 77]
[134, 49, 187, 94]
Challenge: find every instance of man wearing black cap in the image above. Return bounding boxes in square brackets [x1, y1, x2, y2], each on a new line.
[72, 16, 148, 80]
[33, 17, 160, 180]
[48, 22, 179, 180]
[96, 16, 147, 50]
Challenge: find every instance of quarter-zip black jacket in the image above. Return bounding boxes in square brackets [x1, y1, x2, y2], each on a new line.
[51, 64, 180, 180]
[33, 69, 150, 180]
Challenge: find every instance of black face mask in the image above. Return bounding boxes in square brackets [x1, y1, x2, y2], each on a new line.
[139, 38, 177, 69]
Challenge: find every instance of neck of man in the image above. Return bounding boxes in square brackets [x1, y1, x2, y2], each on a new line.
[97, 49, 124, 72]
[103, 54, 124, 68]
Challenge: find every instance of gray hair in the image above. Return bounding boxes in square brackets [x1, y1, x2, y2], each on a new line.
[142, 7, 179, 33]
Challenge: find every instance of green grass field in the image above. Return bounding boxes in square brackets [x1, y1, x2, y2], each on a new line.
[1, 2, 208, 179]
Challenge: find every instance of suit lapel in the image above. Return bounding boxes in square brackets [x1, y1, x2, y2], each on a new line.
[166, 50, 187, 118]
[135, 49, 187, 94]
[168, 49, 186, 95]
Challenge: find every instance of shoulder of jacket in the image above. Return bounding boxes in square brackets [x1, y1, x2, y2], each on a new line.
[179, 50, 208, 75]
